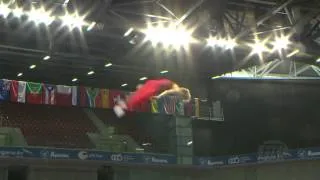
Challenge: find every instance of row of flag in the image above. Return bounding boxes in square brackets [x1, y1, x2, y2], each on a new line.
[0, 79, 199, 116]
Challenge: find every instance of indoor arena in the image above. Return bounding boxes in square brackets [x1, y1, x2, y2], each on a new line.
[0, 0, 320, 180]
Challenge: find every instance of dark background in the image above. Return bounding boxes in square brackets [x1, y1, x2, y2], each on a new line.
[192, 79, 320, 157]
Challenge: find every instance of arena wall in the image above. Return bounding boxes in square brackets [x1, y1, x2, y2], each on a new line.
[27, 166, 97, 180]
[113, 160, 320, 180]
[0, 159, 319, 180]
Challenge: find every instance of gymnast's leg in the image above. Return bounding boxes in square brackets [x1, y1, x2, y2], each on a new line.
[114, 80, 158, 117]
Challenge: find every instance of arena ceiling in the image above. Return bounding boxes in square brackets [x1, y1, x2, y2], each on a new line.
[0, 0, 319, 90]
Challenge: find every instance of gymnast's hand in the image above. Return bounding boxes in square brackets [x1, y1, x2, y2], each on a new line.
[150, 96, 159, 100]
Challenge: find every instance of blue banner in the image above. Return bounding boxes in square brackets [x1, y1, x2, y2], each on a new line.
[193, 147, 320, 167]
[0, 146, 176, 165]
[1, 146, 320, 167]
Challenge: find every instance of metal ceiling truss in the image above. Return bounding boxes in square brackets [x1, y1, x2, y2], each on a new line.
[213, 60, 320, 80]
[223, 9, 250, 36]
[109, 0, 206, 26]
[233, 0, 295, 38]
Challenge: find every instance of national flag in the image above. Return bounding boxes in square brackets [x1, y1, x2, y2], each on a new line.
[194, 98, 200, 117]
[26, 82, 43, 104]
[184, 101, 194, 117]
[72, 86, 78, 106]
[79, 86, 88, 107]
[56, 85, 72, 106]
[10, 80, 26, 103]
[42, 84, 56, 105]
[150, 99, 159, 113]
[162, 96, 178, 114]
[109, 90, 125, 107]
[100, 89, 109, 109]
[0, 79, 11, 101]
[175, 98, 185, 116]
[86, 87, 102, 108]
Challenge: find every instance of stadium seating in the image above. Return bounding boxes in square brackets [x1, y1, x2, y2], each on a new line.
[0, 102, 97, 148]
[93, 109, 154, 150]
[93, 109, 173, 154]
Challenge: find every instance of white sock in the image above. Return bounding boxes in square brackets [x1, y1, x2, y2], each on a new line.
[113, 105, 126, 118]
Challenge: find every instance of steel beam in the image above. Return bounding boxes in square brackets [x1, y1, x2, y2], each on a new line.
[236, 0, 293, 38]
[175, 0, 206, 26]
[214, 60, 320, 80]
[111, 0, 155, 8]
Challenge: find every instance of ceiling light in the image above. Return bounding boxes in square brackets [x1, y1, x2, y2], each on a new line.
[247, 37, 270, 60]
[121, 83, 128, 87]
[0, 3, 11, 18]
[86, 22, 96, 31]
[143, 23, 194, 49]
[187, 141, 193, 146]
[160, 70, 168, 74]
[17, 73, 23, 77]
[105, 63, 112, 67]
[316, 58, 320, 63]
[43, 55, 50, 60]
[271, 35, 291, 51]
[207, 37, 237, 49]
[63, 0, 70, 5]
[60, 13, 87, 30]
[87, 71, 94, 75]
[72, 78, 78, 82]
[142, 143, 151, 146]
[27, 7, 54, 25]
[124, 28, 134, 37]
[139, 77, 147, 81]
[29, 65, 36, 69]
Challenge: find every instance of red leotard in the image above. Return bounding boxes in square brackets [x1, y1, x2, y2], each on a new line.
[126, 79, 174, 111]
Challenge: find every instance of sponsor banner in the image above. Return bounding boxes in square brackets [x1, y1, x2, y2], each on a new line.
[2, 146, 320, 167]
[194, 147, 320, 167]
[194, 156, 226, 167]
[0, 146, 176, 165]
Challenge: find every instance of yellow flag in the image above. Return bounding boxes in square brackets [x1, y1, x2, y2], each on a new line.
[150, 99, 159, 113]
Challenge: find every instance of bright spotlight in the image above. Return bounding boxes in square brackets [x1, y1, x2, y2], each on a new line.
[17, 73, 23, 77]
[139, 77, 147, 81]
[0, 3, 11, 17]
[121, 83, 128, 87]
[247, 37, 270, 59]
[105, 63, 112, 67]
[87, 71, 94, 75]
[12, 7, 23, 17]
[316, 58, 320, 63]
[143, 23, 193, 48]
[252, 43, 267, 54]
[272, 35, 291, 51]
[207, 36, 237, 49]
[27, 7, 54, 25]
[29, 65, 36, 69]
[43, 55, 50, 60]
[63, 0, 70, 5]
[72, 78, 78, 82]
[160, 70, 168, 74]
[60, 13, 87, 29]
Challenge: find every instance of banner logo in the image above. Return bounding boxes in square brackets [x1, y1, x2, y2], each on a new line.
[40, 151, 69, 159]
[111, 154, 123, 162]
[78, 151, 89, 160]
[143, 156, 168, 164]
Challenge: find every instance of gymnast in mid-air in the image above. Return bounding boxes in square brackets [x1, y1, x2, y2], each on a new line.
[114, 78, 191, 118]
